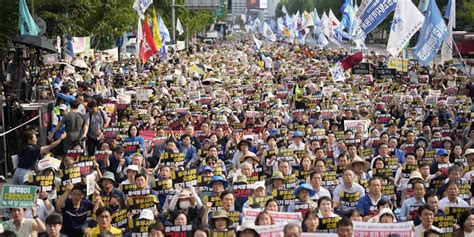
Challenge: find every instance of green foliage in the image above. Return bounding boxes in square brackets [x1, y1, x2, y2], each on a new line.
[457, 1, 474, 31]
[0, 0, 216, 55]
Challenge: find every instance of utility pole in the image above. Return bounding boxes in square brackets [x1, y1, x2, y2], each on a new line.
[172, 0, 176, 44]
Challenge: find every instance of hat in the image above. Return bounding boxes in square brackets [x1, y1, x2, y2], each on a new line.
[464, 149, 474, 156]
[208, 176, 229, 189]
[415, 137, 429, 148]
[378, 208, 396, 222]
[408, 170, 424, 184]
[203, 166, 214, 173]
[237, 140, 252, 151]
[436, 149, 449, 156]
[237, 222, 259, 237]
[101, 171, 116, 183]
[251, 181, 266, 190]
[210, 210, 233, 228]
[138, 209, 154, 220]
[234, 175, 248, 184]
[123, 165, 140, 174]
[178, 189, 192, 199]
[292, 131, 304, 138]
[294, 183, 316, 197]
[271, 171, 284, 180]
[346, 156, 371, 171]
[240, 155, 260, 163]
[59, 104, 68, 111]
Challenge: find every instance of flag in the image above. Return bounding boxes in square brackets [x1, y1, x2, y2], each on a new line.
[152, 8, 163, 50]
[330, 63, 346, 82]
[19, 0, 41, 35]
[386, 0, 424, 57]
[328, 9, 340, 29]
[340, 0, 354, 31]
[253, 35, 262, 50]
[133, 0, 153, 20]
[136, 17, 142, 56]
[321, 12, 330, 37]
[65, 37, 74, 56]
[177, 18, 184, 36]
[340, 52, 363, 70]
[262, 22, 277, 42]
[441, 0, 455, 63]
[418, 0, 429, 13]
[356, 0, 397, 38]
[120, 31, 128, 51]
[282, 5, 288, 15]
[158, 15, 171, 43]
[413, 0, 448, 66]
[139, 19, 157, 63]
[444, 0, 455, 28]
[298, 12, 314, 31]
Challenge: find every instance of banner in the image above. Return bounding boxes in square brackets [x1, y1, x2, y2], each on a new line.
[388, 57, 409, 72]
[357, 0, 397, 37]
[413, 0, 448, 66]
[302, 234, 337, 237]
[72, 37, 91, 54]
[386, 0, 424, 57]
[353, 221, 413, 237]
[242, 208, 302, 225]
[86, 173, 95, 196]
[1, 185, 37, 208]
[329, 63, 345, 82]
[19, 0, 41, 35]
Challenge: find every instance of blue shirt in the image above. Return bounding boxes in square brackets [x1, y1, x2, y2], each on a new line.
[400, 197, 425, 221]
[357, 194, 389, 217]
[124, 136, 146, 156]
[61, 199, 94, 236]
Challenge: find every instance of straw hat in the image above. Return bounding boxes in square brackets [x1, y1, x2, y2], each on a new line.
[346, 156, 370, 171]
[210, 210, 233, 228]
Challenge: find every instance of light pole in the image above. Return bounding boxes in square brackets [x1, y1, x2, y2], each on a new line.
[172, 0, 176, 44]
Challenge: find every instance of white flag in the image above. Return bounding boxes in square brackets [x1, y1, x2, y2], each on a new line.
[321, 12, 330, 37]
[328, 9, 340, 29]
[298, 12, 314, 31]
[177, 18, 184, 36]
[386, 0, 424, 57]
[133, 0, 153, 20]
[136, 17, 142, 56]
[282, 5, 288, 15]
[262, 22, 277, 42]
[253, 35, 262, 49]
[330, 63, 345, 82]
[441, 0, 455, 63]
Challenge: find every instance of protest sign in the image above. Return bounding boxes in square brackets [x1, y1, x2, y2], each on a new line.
[160, 152, 185, 167]
[353, 221, 413, 237]
[242, 208, 302, 226]
[127, 194, 158, 214]
[352, 63, 371, 75]
[27, 175, 55, 192]
[247, 224, 284, 237]
[86, 173, 95, 196]
[172, 169, 198, 188]
[165, 225, 193, 237]
[111, 209, 128, 229]
[344, 120, 370, 137]
[376, 68, 397, 79]
[388, 57, 409, 72]
[318, 216, 342, 233]
[37, 157, 61, 171]
[129, 219, 156, 236]
[1, 185, 37, 208]
[151, 179, 174, 195]
[301, 234, 337, 237]
[210, 230, 235, 237]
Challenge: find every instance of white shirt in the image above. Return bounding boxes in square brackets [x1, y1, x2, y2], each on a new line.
[288, 143, 305, 151]
[414, 224, 443, 236]
[439, 196, 470, 212]
[6, 218, 37, 237]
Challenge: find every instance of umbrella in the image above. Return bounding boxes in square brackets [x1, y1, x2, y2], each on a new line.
[71, 60, 88, 69]
[12, 35, 57, 53]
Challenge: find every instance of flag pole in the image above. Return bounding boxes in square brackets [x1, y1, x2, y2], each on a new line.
[450, 39, 469, 74]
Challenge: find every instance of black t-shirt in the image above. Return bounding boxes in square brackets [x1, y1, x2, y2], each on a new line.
[17, 145, 41, 170]
[61, 199, 94, 236]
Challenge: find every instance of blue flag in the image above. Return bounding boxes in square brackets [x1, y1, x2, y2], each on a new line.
[413, 0, 448, 66]
[357, 0, 397, 37]
[66, 36, 74, 57]
[19, 0, 40, 35]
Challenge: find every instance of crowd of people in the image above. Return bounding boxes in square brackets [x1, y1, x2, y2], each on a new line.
[3, 33, 474, 237]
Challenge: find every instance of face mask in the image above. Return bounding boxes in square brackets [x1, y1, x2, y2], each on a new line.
[109, 205, 119, 212]
[179, 201, 191, 209]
